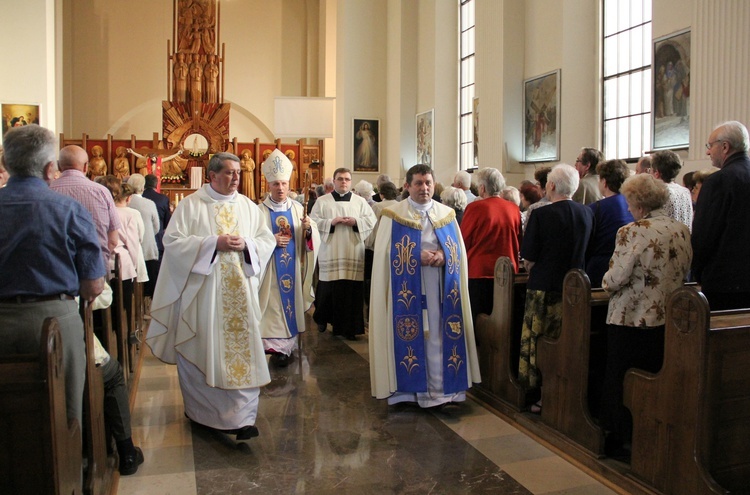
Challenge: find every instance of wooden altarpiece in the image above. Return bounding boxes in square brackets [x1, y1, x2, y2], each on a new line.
[60, 0, 324, 204]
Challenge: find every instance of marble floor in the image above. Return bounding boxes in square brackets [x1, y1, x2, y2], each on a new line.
[117, 316, 619, 495]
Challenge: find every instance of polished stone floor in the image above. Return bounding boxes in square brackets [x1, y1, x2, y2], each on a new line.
[118, 315, 617, 495]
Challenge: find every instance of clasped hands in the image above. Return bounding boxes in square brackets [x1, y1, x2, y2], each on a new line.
[274, 233, 291, 248]
[332, 216, 356, 227]
[216, 234, 246, 252]
[421, 249, 445, 267]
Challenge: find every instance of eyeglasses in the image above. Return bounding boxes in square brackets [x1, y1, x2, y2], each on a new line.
[705, 140, 725, 150]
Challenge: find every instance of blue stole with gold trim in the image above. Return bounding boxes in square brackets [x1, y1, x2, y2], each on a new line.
[433, 223, 469, 394]
[389, 218, 469, 394]
[269, 210, 299, 336]
[390, 221, 427, 391]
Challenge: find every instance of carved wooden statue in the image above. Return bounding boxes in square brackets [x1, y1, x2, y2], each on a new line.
[87, 145, 108, 180]
[113, 147, 131, 179]
[240, 149, 256, 200]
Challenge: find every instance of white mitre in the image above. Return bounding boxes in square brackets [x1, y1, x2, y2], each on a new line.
[262, 149, 293, 182]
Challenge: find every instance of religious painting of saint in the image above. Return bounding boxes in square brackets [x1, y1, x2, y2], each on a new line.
[653, 29, 690, 150]
[276, 216, 292, 239]
[353, 118, 380, 172]
[523, 70, 560, 162]
[416, 110, 434, 168]
[1, 103, 40, 139]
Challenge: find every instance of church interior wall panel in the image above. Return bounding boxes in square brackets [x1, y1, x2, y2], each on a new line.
[0, 0, 54, 133]
[334, 0, 387, 185]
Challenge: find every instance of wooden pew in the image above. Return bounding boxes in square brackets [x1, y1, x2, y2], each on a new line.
[472, 256, 530, 413]
[624, 287, 750, 494]
[536, 269, 607, 456]
[0, 317, 83, 495]
[80, 300, 115, 495]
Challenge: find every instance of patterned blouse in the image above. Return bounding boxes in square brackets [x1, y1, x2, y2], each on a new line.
[602, 208, 692, 327]
[664, 181, 694, 232]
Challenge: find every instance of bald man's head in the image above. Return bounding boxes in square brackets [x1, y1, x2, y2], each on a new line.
[58, 145, 89, 172]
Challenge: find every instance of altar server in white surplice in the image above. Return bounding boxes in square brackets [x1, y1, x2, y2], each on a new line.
[259, 149, 319, 367]
[309, 167, 377, 340]
[146, 152, 275, 441]
[369, 164, 480, 409]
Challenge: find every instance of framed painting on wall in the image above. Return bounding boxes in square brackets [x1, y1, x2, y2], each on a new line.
[416, 109, 434, 167]
[523, 70, 560, 162]
[653, 29, 690, 150]
[353, 118, 380, 172]
[1, 103, 40, 139]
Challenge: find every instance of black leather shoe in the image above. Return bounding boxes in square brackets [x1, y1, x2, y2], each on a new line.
[236, 425, 259, 440]
[119, 447, 144, 476]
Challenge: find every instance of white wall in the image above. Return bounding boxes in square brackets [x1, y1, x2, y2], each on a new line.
[63, 0, 317, 142]
[0, 0, 57, 136]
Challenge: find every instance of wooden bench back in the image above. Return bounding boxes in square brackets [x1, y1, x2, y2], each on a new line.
[473, 257, 529, 412]
[537, 269, 606, 455]
[624, 287, 750, 494]
[0, 318, 82, 495]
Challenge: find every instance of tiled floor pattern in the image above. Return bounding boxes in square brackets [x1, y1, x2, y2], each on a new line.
[118, 318, 618, 495]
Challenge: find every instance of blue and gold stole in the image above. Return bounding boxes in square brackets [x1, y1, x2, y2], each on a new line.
[269, 209, 299, 336]
[389, 211, 468, 394]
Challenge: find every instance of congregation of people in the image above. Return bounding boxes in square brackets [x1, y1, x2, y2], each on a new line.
[1, 119, 749, 479]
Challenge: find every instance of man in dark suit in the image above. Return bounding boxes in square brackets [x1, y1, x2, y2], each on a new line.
[692, 120, 750, 310]
[142, 174, 171, 261]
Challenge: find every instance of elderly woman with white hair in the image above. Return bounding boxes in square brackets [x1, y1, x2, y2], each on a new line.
[518, 164, 594, 413]
[440, 185, 468, 224]
[599, 173, 691, 459]
[354, 179, 376, 207]
[461, 167, 522, 325]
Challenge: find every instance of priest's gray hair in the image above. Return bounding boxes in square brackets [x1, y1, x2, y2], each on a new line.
[208, 152, 241, 175]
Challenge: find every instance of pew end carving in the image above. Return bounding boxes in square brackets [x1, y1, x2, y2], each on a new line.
[624, 287, 749, 494]
[537, 269, 606, 456]
[472, 257, 530, 413]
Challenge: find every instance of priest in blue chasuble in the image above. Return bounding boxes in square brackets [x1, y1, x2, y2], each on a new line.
[369, 164, 481, 408]
[259, 149, 319, 367]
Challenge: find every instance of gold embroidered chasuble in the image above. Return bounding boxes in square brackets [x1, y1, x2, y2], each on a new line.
[147, 185, 276, 389]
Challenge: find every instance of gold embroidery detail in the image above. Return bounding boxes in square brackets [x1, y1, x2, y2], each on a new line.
[447, 280, 460, 309]
[447, 320, 462, 335]
[444, 235, 459, 275]
[392, 234, 417, 276]
[284, 298, 294, 321]
[280, 248, 292, 266]
[447, 345, 463, 375]
[215, 203, 254, 387]
[397, 280, 416, 310]
[382, 209, 422, 230]
[400, 346, 420, 375]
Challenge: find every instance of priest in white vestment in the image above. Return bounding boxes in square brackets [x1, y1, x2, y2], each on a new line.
[258, 150, 319, 366]
[146, 152, 276, 440]
[369, 164, 481, 408]
[309, 167, 376, 340]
